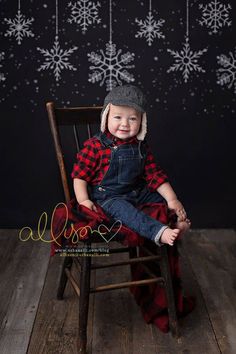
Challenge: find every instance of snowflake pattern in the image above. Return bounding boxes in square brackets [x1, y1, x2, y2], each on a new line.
[216, 49, 236, 93]
[135, 11, 165, 46]
[167, 37, 208, 83]
[4, 10, 34, 45]
[0, 52, 6, 82]
[68, 0, 101, 34]
[88, 41, 135, 91]
[199, 0, 231, 34]
[37, 36, 78, 81]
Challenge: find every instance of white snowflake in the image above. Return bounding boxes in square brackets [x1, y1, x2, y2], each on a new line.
[199, 0, 231, 34]
[68, 0, 101, 34]
[88, 41, 135, 91]
[0, 52, 6, 82]
[135, 11, 165, 46]
[216, 49, 236, 93]
[167, 36, 208, 83]
[4, 10, 34, 45]
[37, 36, 78, 81]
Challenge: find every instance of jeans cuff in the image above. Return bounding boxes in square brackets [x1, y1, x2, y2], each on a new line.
[154, 226, 169, 246]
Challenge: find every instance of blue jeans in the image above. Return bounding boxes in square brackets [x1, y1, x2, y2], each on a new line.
[96, 187, 167, 243]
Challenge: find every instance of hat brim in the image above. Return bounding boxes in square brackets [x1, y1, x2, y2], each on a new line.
[104, 99, 145, 113]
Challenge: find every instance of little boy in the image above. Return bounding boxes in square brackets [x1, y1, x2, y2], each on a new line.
[72, 85, 190, 246]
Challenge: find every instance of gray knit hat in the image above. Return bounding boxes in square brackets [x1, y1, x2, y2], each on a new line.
[100, 85, 148, 141]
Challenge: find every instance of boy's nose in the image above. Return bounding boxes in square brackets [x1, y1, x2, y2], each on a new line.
[120, 119, 129, 127]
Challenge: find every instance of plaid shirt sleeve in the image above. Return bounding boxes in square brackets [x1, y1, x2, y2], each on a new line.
[71, 137, 100, 182]
[143, 142, 168, 191]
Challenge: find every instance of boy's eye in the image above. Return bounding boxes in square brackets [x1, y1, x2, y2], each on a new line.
[129, 117, 137, 121]
[113, 116, 121, 119]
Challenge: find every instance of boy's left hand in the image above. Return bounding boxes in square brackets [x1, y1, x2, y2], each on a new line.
[167, 199, 187, 221]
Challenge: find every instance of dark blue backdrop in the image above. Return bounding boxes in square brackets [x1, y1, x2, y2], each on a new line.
[1, 0, 235, 228]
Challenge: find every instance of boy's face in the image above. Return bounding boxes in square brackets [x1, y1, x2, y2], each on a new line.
[107, 104, 142, 140]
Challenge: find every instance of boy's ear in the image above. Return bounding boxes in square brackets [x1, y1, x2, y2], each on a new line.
[137, 118, 142, 132]
[136, 113, 147, 141]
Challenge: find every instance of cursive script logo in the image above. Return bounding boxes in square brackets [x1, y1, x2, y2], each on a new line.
[98, 220, 122, 243]
[19, 202, 122, 246]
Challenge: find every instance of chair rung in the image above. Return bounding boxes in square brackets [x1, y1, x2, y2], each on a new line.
[91, 255, 161, 269]
[65, 268, 80, 297]
[90, 277, 164, 293]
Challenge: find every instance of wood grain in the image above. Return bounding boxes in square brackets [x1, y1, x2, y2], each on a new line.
[0, 229, 50, 354]
[183, 229, 236, 354]
[2, 229, 236, 353]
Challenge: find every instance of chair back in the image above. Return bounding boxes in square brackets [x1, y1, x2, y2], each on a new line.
[46, 102, 103, 203]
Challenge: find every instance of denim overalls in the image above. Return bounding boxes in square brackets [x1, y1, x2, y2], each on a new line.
[89, 132, 168, 244]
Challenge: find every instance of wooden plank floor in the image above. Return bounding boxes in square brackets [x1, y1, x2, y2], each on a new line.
[0, 229, 236, 353]
[0, 229, 50, 354]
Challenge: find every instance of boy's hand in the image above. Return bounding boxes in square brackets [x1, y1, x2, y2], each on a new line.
[80, 199, 98, 212]
[167, 199, 187, 221]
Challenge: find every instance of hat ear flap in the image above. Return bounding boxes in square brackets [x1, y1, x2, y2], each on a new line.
[136, 112, 147, 141]
[100, 104, 110, 132]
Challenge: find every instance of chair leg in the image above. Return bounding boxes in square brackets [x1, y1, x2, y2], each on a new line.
[129, 246, 137, 259]
[128, 246, 138, 277]
[57, 256, 73, 300]
[160, 245, 179, 337]
[78, 255, 91, 354]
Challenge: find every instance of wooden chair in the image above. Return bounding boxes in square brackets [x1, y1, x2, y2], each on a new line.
[46, 101, 179, 353]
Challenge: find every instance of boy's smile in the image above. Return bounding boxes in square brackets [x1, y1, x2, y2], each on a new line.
[107, 104, 142, 140]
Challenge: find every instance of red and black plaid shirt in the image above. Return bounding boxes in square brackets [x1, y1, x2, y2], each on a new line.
[71, 131, 168, 191]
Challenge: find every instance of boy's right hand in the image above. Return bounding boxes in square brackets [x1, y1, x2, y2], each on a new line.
[79, 199, 98, 212]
